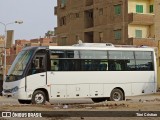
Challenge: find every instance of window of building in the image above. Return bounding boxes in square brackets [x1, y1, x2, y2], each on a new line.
[99, 8, 103, 15]
[88, 11, 93, 18]
[114, 30, 121, 40]
[60, 0, 66, 8]
[150, 5, 154, 13]
[61, 0, 66, 4]
[136, 5, 143, 13]
[135, 30, 142, 38]
[60, 16, 66, 26]
[114, 5, 121, 15]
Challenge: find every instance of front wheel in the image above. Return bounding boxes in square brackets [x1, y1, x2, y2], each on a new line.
[32, 90, 46, 104]
[110, 89, 124, 101]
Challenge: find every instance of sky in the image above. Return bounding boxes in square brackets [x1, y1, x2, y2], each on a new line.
[0, 0, 57, 41]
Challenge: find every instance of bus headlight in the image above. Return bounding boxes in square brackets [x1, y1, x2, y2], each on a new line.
[11, 86, 19, 93]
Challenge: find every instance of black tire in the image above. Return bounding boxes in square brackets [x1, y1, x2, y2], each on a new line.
[18, 99, 31, 104]
[110, 89, 124, 101]
[32, 90, 46, 104]
[92, 97, 107, 103]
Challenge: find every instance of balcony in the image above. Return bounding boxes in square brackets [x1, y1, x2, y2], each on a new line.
[128, 37, 157, 47]
[128, 13, 154, 25]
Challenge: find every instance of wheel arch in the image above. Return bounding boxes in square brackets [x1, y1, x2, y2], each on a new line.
[34, 88, 49, 102]
[111, 87, 125, 100]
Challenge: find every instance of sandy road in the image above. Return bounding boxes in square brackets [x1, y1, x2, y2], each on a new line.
[0, 93, 160, 120]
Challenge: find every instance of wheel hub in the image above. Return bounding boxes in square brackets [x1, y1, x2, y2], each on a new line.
[35, 94, 44, 104]
[113, 92, 121, 101]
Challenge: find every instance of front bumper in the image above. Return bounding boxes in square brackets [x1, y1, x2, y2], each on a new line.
[2, 91, 18, 98]
[2, 88, 31, 100]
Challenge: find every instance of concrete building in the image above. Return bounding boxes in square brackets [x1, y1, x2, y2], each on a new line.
[54, 0, 160, 46]
[54, 0, 160, 88]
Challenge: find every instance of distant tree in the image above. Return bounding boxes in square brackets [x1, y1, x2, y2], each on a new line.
[45, 31, 54, 38]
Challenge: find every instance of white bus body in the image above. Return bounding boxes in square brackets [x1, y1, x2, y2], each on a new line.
[2, 43, 157, 104]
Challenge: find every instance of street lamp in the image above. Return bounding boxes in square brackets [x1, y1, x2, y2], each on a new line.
[0, 20, 23, 81]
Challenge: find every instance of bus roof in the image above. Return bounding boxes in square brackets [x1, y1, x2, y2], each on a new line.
[22, 44, 156, 52]
[48, 46, 155, 51]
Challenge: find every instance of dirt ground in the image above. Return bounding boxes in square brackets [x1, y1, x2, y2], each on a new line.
[0, 93, 160, 120]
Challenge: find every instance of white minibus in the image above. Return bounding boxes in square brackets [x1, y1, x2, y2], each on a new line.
[2, 43, 157, 104]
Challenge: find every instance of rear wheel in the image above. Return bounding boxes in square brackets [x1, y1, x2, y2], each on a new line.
[18, 99, 31, 104]
[92, 98, 107, 103]
[110, 89, 124, 101]
[31, 90, 46, 104]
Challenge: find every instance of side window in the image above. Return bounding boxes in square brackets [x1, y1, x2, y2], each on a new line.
[108, 60, 137, 71]
[108, 51, 136, 71]
[125, 60, 136, 71]
[50, 50, 108, 71]
[81, 60, 92, 71]
[136, 60, 153, 71]
[108, 51, 134, 59]
[81, 59, 108, 71]
[98, 60, 108, 71]
[30, 55, 46, 75]
[135, 51, 154, 71]
[28, 50, 46, 75]
[50, 50, 64, 71]
[108, 60, 122, 71]
[50, 50, 76, 71]
[80, 50, 107, 59]
[51, 59, 59, 71]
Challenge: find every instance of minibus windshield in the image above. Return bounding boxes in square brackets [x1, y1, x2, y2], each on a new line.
[6, 50, 34, 82]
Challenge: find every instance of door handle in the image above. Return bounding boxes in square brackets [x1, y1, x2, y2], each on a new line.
[40, 75, 45, 77]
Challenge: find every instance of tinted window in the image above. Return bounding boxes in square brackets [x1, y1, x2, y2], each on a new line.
[109, 51, 134, 59]
[49, 50, 154, 71]
[135, 51, 152, 59]
[136, 60, 153, 71]
[80, 50, 107, 59]
[108, 60, 136, 71]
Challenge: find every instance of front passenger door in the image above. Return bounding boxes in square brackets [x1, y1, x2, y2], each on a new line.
[26, 52, 47, 93]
